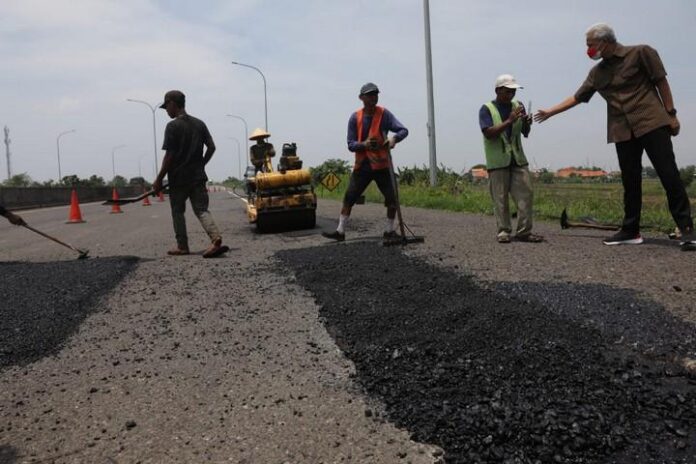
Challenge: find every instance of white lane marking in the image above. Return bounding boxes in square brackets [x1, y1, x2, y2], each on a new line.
[228, 190, 248, 205]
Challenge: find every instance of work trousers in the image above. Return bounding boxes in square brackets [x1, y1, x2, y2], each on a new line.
[169, 182, 221, 249]
[488, 165, 534, 237]
[615, 126, 693, 233]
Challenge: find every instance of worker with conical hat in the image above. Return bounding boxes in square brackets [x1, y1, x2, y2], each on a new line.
[249, 128, 275, 173]
[249, 128, 270, 140]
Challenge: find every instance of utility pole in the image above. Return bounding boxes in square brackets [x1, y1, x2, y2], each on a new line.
[3, 126, 10, 180]
[423, 0, 438, 187]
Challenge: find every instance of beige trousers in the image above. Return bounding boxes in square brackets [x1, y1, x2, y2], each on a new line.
[169, 182, 221, 249]
[488, 165, 534, 237]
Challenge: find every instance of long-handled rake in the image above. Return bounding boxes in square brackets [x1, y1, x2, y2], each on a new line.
[382, 144, 425, 247]
[22, 223, 89, 259]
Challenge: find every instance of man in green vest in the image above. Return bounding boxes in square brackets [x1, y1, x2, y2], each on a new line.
[479, 74, 543, 243]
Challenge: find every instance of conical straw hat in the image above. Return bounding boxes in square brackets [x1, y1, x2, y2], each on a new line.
[249, 128, 271, 141]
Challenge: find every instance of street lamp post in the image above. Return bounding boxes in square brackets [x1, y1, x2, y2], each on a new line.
[56, 129, 76, 182]
[231, 61, 268, 131]
[226, 114, 249, 167]
[111, 144, 126, 181]
[126, 99, 159, 176]
[228, 137, 241, 179]
[138, 154, 151, 179]
[423, 0, 438, 187]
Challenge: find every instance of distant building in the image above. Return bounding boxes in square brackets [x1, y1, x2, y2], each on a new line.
[555, 167, 608, 178]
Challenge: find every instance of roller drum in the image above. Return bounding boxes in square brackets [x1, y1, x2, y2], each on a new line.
[255, 169, 311, 190]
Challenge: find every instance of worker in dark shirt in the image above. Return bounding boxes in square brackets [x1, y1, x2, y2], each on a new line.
[153, 90, 225, 258]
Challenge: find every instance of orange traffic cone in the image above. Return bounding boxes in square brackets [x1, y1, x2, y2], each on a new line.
[110, 187, 123, 214]
[66, 187, 86, 224]
[158, 190, 165, 202]
[142, 186, 151, 206]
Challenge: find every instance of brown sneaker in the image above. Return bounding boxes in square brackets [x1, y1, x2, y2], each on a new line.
[167, 247, 190, 256]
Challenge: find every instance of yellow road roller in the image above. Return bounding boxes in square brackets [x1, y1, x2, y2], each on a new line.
[245, 134, 316, 232]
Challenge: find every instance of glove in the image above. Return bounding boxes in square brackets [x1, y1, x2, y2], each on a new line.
[384, 137, 397, 150]
[363, 138, 379, 151]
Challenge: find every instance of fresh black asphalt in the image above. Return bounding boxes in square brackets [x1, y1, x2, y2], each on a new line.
[0, 257, 138, 371]
[277, 242, 696, 464]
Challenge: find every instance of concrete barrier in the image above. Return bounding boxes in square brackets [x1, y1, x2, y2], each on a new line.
[0, 186, 142, 210]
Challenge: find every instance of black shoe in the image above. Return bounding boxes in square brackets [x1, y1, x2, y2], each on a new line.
[383, 231, 399, 239]
[603, 230, 643, 246]
[322, 230, 345, 242]
[680, 227, 696, 251]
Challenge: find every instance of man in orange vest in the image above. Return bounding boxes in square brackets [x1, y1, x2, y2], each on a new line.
[322, 82, 409, 241]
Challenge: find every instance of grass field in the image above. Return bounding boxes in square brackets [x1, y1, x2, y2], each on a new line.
[316, 175, 696, 232]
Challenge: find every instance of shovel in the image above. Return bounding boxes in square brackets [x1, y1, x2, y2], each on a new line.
[560, 208, 619, 231]
[102, 184, 168, 206]
[560, 208, 678, 239]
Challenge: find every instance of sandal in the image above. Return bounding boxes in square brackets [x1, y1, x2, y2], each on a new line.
[167, 247, 190, 256]
[203, 238, 228, 258]
[515, 233, 545, 243]
[497, 235, 511, 244]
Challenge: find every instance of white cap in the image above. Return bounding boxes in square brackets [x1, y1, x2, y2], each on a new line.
[494, 74, 523, 90]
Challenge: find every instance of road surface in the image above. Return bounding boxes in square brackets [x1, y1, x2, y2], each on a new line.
[1, 191, 695, 463]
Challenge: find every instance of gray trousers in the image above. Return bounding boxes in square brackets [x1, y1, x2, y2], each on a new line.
[169, 182, 221, 249]
[488, 165, 534, 237]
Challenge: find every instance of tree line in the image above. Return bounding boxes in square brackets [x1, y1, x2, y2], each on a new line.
[1, 173, 152, 188]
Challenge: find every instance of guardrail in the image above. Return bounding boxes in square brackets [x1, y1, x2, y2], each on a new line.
[0, 186, 142, 210]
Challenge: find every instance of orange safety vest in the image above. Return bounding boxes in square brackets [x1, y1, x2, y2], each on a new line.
[354, 106, 389, 171]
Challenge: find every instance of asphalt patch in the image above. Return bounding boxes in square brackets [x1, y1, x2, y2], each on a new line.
[0, 257, 138, 371]
[277, 242, 696, 464]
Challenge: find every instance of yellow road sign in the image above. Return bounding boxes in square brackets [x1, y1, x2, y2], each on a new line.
[321, 171, 341, 191]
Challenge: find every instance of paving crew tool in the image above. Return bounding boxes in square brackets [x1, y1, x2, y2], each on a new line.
[102, 183, 168, 206]
[22, 223, 89, 259]
[560, 208, 619, 231]
[382, 139, 425, 247]
[560, 208, 678, 238]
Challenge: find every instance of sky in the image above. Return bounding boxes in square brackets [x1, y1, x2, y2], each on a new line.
[1, 0, 696, 183]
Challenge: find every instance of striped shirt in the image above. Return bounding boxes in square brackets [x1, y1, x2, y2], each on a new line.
[574, 43, 672, 143]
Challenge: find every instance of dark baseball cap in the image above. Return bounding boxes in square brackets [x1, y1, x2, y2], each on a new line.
[359, 82, 379, 96]
[159, 90, 185, 109]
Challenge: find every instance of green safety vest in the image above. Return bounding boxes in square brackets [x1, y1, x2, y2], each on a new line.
[482, 100, 528, 170]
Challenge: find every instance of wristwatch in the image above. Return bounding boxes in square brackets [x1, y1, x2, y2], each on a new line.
[666, 108, 677, 116]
